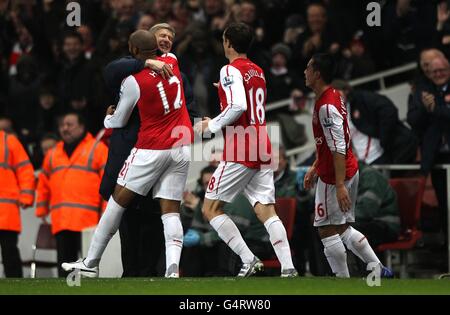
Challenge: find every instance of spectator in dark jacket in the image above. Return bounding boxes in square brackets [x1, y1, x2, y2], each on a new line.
[407, 56, 450, 234]
[332, 80, 417, 165]
[57, 32, 94, 110]
[354, 161, 400, 248]
[266, 43, 304, 104]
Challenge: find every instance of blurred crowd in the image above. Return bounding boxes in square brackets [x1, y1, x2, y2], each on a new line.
[0, 0, 448, 166]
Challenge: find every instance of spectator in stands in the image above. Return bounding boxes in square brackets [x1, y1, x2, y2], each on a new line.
[39, 133, 58, 156]
[419, 48, 446, 81]
[407, 56, 450, 235]
[177, 22, 223, 117]
[36, 85, 60, 139]
[266, 43, 304, 104]
[282, 14, 306, 48]
[95, 0, 138, 59]
[332, 80, 417, 165]
[353, 161, 400, 248]
[0, 115, 15, 134]
[435, 1, 450, 57]
[32, 132, 59, 169]
[57, 32, 95, 110]
[336, 33, 376, 80]
[273, 145, 296, 198]
[235, 0, 270, 72]
[77, 25, 95, 60]
[152, 0, 174, 23]
[380, 0, 433, 68]
[291, 3, 339, 70]
[7, 55, 42, 147]
[0, 129, 35, 277]
[136, 14, 156, 31]
[36, 112, 108, 277]
[181, 166, 274, 276]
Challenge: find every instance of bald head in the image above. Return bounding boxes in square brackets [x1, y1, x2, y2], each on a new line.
[420, 48, 445, 79]
[429, 57, 450, 86]
[129, 30, 158, 60]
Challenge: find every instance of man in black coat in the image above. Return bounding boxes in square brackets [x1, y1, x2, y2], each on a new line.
[332, 80, 417, 165]
[101, 24, 199, 277]
[408, 56, 450, 234]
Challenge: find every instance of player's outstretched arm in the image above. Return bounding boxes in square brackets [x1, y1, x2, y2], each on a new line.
[104, 76, 140, 129]
[207, 65, 247, 134]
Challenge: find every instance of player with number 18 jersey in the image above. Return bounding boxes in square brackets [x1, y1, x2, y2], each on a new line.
[215, 58, 271, 169]
[205, 57, 274, 206]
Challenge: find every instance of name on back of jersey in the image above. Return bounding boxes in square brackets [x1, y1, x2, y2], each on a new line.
[243, 69, 265, 84]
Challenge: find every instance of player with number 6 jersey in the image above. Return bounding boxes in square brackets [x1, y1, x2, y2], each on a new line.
[303, 53, 392, 279]
[194, 23, 297, 278]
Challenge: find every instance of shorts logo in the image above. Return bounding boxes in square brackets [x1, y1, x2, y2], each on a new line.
[222, 75, 234, 87]
[315, 137, 323, 145]
[322, 117, 333, 128]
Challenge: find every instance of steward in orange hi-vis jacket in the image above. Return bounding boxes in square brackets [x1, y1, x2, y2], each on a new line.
[0, 130, 35, 277]
[36, 113, 107, 276]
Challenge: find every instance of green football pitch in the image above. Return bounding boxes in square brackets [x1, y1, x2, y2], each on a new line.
[0, 277, 449, 295]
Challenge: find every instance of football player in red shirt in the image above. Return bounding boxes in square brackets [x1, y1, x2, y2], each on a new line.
[62, 30, 192, 278]
[195, 23, 297, 277]
[303, 53, 392, 278]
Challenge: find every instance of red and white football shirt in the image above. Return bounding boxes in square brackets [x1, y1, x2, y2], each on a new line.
[104, 53, 193, 150]
[312, 87, 358, 184]
[208, 57, 271, 169]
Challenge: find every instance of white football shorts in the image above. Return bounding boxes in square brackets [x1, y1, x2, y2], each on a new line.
[313, 171, 359, 227]
[205, 161, 275, 207]
[117, 145, 190, 200]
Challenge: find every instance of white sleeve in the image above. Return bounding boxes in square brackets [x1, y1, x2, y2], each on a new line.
[208, 65, 247, 133]
[318, 104, 346, 155]
[104, 76, 140, 129]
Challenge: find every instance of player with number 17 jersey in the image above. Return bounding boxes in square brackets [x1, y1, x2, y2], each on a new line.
[129, 53, 193, 149]
[104, 52, 192, 201]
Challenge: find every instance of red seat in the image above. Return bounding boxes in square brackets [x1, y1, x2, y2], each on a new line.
[262, 197, 297, 269]
[376, 177, 425, 277]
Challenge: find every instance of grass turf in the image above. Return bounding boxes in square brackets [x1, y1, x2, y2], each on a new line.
[0, 277, 449, 295]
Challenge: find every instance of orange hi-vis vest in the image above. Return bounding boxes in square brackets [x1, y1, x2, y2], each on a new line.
[36, 133, 108, 235]
[0, 131, 35, 232]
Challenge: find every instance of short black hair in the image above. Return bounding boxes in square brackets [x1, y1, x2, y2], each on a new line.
[311, 53, 336, 84]
[40, 132, 59, 142]
[60, 111, 86, 127]
[63, 31, 84, 45]
[223, 22, 253, 54]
